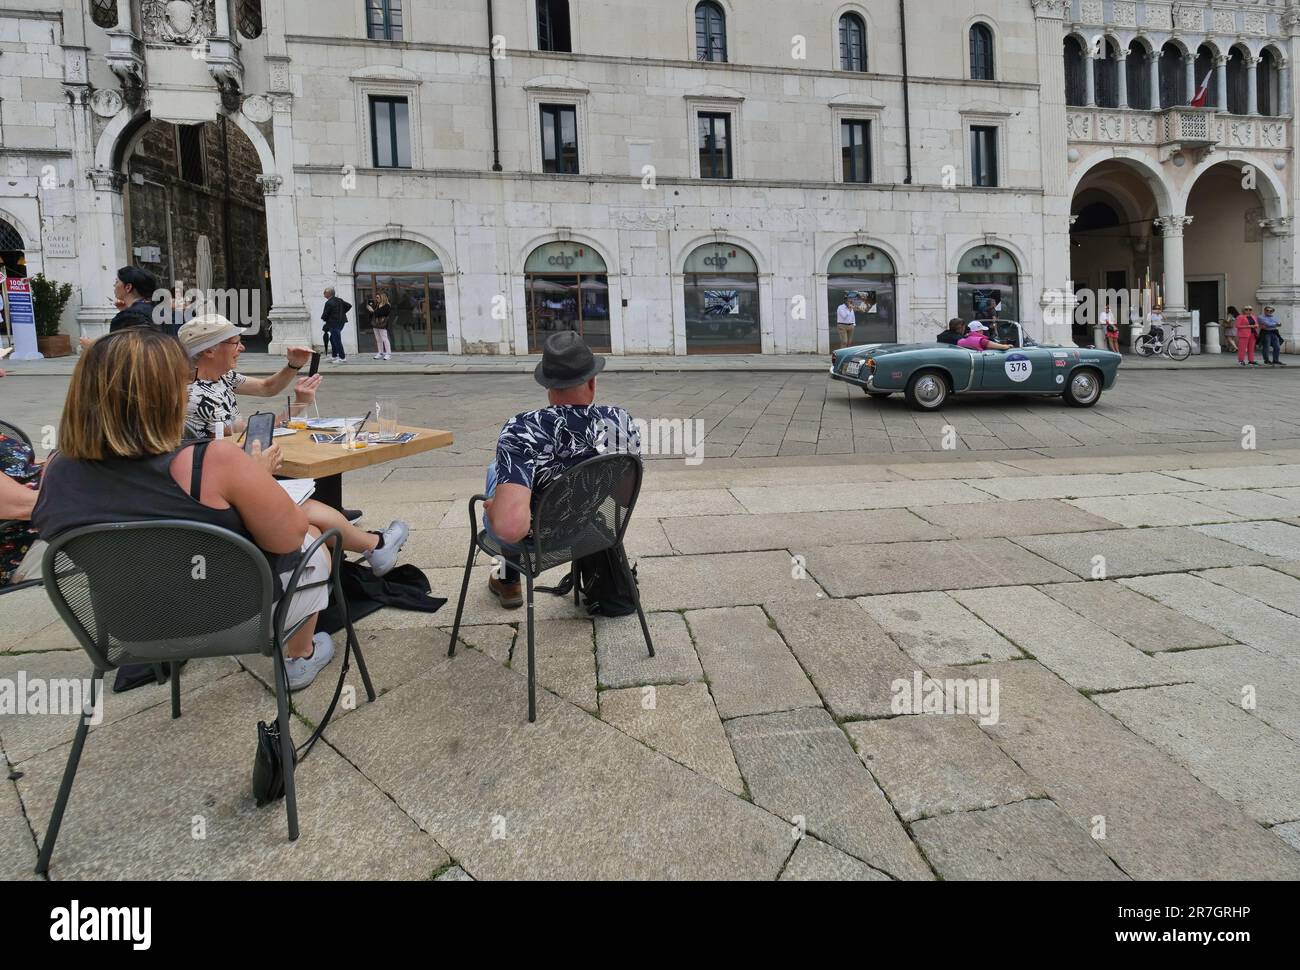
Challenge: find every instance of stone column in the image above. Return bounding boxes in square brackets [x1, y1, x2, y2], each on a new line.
[1085, 48, 1097, 107]
[1149, 50, 1162, 109]
[76, 168, 130, 341]
[1032, 0, 1074, 346]
[1155, 215, 1194, 327]
[1282, 63, 1292, 116]
[1117, 49, 1129, 109]
[261, 97, 312, 356]
[1248, 55, 1260, 115]
[1216, 55, 1229, 111]
[1184, 54, 1196, 105]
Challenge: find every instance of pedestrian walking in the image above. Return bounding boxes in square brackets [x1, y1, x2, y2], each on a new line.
[1259, 305, 1285, 366]
[321, 287, 351, 363]
[1235, 305, 1261, 367]
[367, 291, 393, 360]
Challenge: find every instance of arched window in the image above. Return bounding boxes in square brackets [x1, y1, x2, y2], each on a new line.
[1226, 47, 1249, 114]
[1194, 46, 1217, 107]
[237, 0, 263, 40]
[90, 0, 117, 29]
[1258, 48, 1281, 116]
[1127, 40, 1151, 109]
[839, 13, 867, 72]
[695, 2, 727, 63]
[969, 23, 994, 80]
[1160, 43, 1186, 108]
[1064, 37, 1087, 106]
[353, 239, 448, 353]
[683, 242, 760, 354]
[1094, 39, 1120, 108]
[0, 218, 23, 252]
[525, 242, 610, 353]
[957, 245, 1019, 324]
[828, 245, 896, 346]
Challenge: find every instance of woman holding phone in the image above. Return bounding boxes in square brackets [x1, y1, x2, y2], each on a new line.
[367, 291, 393, 361]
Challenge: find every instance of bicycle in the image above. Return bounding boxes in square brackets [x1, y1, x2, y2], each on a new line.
[1134, 323, 1192, 361]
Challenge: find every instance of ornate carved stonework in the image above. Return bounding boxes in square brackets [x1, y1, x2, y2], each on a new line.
[611, 207, 672, 231]
[1154, 215, 1194, 236]
[90, 87, 124, 118]
[1244, 11, 1267, 35]
[241, 94, 272, 124]
[88, 167, 125, 192]
[1067, 111, 1091, 140]
[1175, 4, 1203, 32]
[64, 49, 87, 84]
[255, 174, 283, 195]
[1029, 0, 1068, 19]
[1229, 121, 1256, 147]
[1131, 116, 1155, 143]
[1080, 0, 1103, 24]
[1214, 10, 1237, 35]
[142, 1, 216, 45]
[1285, 8, 1300, 36]
[1145, 3, 1172, 30]
[1261, 122, 1287, 148]
[1113, 2, 1136, 28]
[1261, 217, 1293, 237]
[1098, 114, 1123, 141]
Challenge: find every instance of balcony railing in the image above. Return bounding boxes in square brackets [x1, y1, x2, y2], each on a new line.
[1066, 106, 1289, 161]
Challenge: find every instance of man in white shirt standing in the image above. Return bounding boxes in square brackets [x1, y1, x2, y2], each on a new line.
[836, 299, 857, 347]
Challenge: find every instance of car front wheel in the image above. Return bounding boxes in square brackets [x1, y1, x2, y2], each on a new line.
[1063, 368, 1103, 408]
[905, 370, 949, 411]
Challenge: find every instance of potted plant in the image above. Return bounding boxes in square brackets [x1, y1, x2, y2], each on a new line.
[30, 272, 74, 358]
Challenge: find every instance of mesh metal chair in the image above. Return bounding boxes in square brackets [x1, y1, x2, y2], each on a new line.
[34, 520, 375, 875]
[446, 453, 654, 722]
[0, 419, 32, 451]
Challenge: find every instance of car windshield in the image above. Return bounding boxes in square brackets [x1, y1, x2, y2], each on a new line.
[991, 321, 1036, 347]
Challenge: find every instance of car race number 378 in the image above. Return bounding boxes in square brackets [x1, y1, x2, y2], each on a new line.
[1004, 353, 1032, 383]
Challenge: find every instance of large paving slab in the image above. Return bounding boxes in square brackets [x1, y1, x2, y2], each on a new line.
[909, 799, 1127, 881]
[729, 479, 992, 515]
[636, 552, 827, 611]
[856, 592, 1023, 666]
[512, 617, 597, 714]
[0, 585, 64, 652]
[971, 660, 1300, 879]
[1065, 494, 1240, 528]
[635, 489, 746, 518]
[685, 607, 821, 720]
[0, 651, 242, 765]
[1, 775, 38, 881]
[443, 623, 516, 666]
[779, 836, 891, 881]
[599, 684, 744, 795]
[1012, 527, 1268, 579]
[1273, 822, 1300, 853]
[1195, 565, 1300, 618]
[805, 538, 1075, 597]
[1186, 489, 1300, 520]
[950, 587, 1178, 692]
[1160, 644, 1300, 743]
[1120, 573, 1300, 661]
[845, 715, 1043, 822]
[660, 508, 946, 555]
[1165, 464, 1300, 490]
[594, 611, 702, 689]
[1094, 684, 1300, 826]
[765, 599, 919, 720]
[1037, 581, 1233, 653]
[17, 672, 449, 879]
[909, 499, 1120, 539]
[1194, 521, 1300, 561]
[965, 472, 1209, 502]
[327, 648, 792, 879]
[723, 708, 933, 880]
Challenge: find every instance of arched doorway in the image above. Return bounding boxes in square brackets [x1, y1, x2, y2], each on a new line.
[1258, 47, 1282, 116]
[827, 244, 896, 345]
[957, 245, 1019, 324]
[1194, 45, 1218, 108]
[524, 242, 610, 353]
[1127, 39, 1152, 109]
[1070, 159, 1167, 348]
[1095, 38, 1121, 108]
[683, 242, 761, 354]
[124, 117, 271, 349]
[353, 239, 447, 353]
[1064, 36, 1087, 106]
[1160, 42, 1187, 108]
[1226, 46, 1250, 114]
[0, 218, 25, 279]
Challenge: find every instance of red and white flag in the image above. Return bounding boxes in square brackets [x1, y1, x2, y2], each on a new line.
[1190, 71, 1213, 107]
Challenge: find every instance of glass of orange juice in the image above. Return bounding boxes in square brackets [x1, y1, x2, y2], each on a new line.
[286, 403, 312, 430]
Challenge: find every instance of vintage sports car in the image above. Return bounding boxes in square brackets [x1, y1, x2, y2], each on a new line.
[829, 321, 1122, 411]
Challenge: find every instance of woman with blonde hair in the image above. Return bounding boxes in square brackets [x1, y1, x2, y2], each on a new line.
[33, 328, 344, 689]
[366, 291, 393, 360]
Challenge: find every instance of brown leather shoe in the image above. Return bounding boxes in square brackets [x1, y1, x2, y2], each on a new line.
[488, 574, 523, 609]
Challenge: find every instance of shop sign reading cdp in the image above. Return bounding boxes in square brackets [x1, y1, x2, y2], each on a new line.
[546, 248, 585, 270]
[703, 249, 738, 271]
[968, 253, 996, 270]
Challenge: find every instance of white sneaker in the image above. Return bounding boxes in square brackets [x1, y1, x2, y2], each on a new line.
[373, 353, 382, 359]
[365, 520, 411, 577]
[383, 353, 392, 360]
[284, 633, 336, 692]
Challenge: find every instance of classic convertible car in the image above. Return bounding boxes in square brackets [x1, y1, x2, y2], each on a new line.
[829, 321, 1122, 411]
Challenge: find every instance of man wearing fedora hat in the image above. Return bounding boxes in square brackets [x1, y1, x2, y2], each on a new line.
[483, 331, 640, 608]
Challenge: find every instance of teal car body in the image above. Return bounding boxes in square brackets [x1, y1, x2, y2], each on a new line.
[829, 321, 1122, 410]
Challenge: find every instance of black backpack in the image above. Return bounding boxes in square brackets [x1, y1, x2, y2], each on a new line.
[538, 548, 639, 617]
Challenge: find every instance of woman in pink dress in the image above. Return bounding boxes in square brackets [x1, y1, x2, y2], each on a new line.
[1235, 306, 1261, 367]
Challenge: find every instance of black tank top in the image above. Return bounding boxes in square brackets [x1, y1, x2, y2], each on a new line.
[32, 441, 251, 542]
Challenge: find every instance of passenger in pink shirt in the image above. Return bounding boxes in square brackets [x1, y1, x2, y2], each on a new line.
[956, 321, 1013, 351]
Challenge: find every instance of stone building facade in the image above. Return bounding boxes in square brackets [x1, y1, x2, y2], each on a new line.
[1, 0, 1297, 356]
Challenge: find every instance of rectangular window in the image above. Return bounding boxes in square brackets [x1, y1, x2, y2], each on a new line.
[971, 125, 998, 187]
[177, 124, 206, 185]
[540, 104, 579, 173]
[369, 96, 411, 168]
[366, 0, 403, 41]
[698, 112, 732, 179]
[537, 0, 572, 52]
[840, 120, 871, 183]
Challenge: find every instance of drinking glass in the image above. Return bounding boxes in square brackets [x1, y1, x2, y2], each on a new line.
[376, 399, 400, 438]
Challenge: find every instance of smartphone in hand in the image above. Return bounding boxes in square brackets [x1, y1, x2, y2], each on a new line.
[308, 351, 321, 377]
[244, 412, 276, 455]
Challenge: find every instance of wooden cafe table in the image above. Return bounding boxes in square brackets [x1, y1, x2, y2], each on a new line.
[274, 424, 454, 510]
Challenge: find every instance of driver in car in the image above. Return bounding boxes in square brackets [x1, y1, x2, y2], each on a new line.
[957, 321, 1013, 352]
